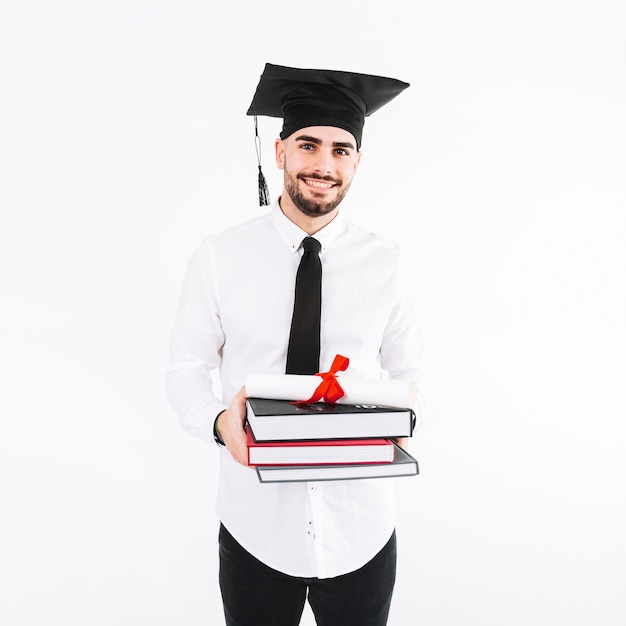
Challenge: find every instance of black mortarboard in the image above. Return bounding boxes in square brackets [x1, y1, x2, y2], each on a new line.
[247, 63, 410, 205]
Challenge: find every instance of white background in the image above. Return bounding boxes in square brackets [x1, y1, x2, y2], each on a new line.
[1, 1, 625, 625]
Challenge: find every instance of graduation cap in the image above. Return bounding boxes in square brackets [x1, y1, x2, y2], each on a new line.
[247, 63, 410, 205]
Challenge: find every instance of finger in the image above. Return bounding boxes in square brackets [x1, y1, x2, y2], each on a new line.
[395, 437, 409, 451]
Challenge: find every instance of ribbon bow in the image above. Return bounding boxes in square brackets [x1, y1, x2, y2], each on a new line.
[293, 354, 350, 405]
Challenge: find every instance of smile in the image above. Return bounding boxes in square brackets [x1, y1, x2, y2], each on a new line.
[301, 177, 338, 190]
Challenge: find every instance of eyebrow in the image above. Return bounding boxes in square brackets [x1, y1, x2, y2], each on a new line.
[294, 135, 356, 151]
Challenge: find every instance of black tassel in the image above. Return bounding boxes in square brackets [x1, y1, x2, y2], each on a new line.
[254, 115, 270, 207]
[258, 165, 270, 206]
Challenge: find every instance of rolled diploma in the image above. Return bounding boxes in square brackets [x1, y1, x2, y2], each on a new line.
[244, 374, 416, 409]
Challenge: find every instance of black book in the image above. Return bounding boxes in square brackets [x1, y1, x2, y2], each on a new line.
[246, 397, 415, 442]
[256, 441, 419, 483]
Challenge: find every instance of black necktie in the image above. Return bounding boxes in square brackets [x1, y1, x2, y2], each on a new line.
[286, 237, 322, 375]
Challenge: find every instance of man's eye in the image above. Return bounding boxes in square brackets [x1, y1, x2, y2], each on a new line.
[300, 143, 315, 150]
[334, 148, 348, 156]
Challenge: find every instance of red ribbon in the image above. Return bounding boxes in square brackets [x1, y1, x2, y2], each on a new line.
[292, 354, 350, 405]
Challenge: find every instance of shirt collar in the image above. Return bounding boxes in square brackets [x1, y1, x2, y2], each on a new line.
[271, 198, 346, 254]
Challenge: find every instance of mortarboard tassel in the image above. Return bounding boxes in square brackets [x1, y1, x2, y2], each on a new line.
[254, 115, 270, 206]
[258, 165, 270, 206]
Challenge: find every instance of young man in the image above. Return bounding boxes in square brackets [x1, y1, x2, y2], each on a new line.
[167, 63, 429, 626]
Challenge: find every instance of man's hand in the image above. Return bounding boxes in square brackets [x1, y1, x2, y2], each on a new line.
[216, 386, 250, 466]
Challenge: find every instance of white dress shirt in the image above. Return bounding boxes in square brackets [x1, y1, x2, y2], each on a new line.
[166, 201, 429, 578]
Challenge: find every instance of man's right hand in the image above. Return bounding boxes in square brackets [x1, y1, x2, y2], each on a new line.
[216, 386, 251, 467]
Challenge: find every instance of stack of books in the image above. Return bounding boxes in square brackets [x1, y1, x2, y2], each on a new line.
[245, 398, 418, 483]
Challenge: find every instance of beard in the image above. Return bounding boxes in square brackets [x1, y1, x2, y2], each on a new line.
[283, 167, 352, 218]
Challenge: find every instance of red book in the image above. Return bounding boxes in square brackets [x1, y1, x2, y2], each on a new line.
[246, 428, 395, 466]
[256, 441, 419, 483]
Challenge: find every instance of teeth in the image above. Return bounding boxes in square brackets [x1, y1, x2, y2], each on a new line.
[306, 179, 333, 189]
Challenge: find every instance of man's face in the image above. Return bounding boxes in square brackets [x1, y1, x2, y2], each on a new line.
[275, 126, 362, 218]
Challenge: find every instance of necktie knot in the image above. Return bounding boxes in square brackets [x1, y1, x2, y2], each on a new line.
[302, 237, 321, 254]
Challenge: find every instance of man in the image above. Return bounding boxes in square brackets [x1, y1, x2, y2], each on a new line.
[167, 63, 429, 626]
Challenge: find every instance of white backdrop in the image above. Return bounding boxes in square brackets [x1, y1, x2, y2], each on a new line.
[1, 1, 625, 625]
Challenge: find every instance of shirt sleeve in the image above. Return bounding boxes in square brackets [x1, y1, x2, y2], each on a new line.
[166, 241, 228, 444]
[380, 244, 431, 429]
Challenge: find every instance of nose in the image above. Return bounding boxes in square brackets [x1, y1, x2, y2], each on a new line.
[312, 148, 333, 175]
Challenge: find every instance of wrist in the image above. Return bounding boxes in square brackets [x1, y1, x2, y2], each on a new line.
[213, 410, 226, 446]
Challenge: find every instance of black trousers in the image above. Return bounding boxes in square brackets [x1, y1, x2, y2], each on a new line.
[218, 523, 397, 626]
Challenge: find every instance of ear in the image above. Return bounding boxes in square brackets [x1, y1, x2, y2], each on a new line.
[275, 138, 285, 170]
